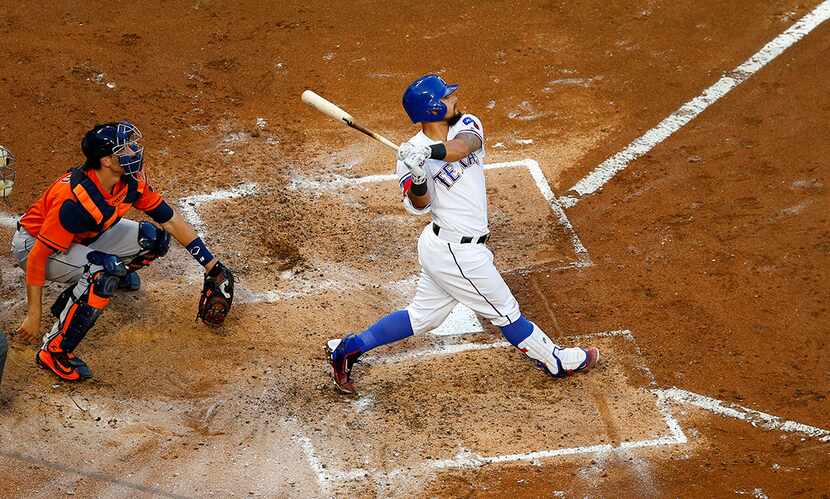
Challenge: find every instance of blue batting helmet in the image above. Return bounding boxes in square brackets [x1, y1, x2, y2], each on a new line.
[402, 74, 459, 123]
[81, 121, 144, 178]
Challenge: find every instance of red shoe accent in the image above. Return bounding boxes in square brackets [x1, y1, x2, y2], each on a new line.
[577, 347, 600, 374]
[36, 350, 91, 382]
[326, 342, 358, 394]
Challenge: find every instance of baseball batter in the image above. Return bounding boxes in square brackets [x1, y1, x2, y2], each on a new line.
[9, 121, 235, 381]
[328, 74, 599, 393]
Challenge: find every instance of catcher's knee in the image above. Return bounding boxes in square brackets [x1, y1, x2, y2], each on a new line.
[127, 221, 170, 271]
[86, 251, 127, 300]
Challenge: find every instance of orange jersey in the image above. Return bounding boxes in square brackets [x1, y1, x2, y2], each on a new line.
[20, 168, 170, 285]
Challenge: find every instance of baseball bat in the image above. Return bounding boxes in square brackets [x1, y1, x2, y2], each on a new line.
[301, 90, 400, 151]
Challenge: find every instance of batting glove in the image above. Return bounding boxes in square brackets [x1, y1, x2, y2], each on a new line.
[397, 143, 430, 184]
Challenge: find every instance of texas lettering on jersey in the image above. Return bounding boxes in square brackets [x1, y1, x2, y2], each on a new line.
[432, 150, 483, 189]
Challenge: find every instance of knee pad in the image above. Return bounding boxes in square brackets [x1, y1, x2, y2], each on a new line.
[86, 251, 127, 300]
[91, 270, 119, 299]
[87, 251, 128, 276]
[138, 221, 170, 256]
[128, 222, 170, 271]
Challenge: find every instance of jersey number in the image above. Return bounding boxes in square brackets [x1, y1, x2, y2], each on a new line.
[462, 116, 479, 130]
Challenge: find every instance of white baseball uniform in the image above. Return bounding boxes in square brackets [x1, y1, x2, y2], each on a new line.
[396, 114, 521, 333]
[393, 113, 591, 375]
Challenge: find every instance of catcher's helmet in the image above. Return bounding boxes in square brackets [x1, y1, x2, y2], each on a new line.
[81, 121, 144, 178]
[402, 74, 458, 123]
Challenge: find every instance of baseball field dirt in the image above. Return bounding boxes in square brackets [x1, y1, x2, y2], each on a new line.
[1, 1, 828, 497]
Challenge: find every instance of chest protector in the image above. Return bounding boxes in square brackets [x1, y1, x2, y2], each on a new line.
[59, 168, 143, 238]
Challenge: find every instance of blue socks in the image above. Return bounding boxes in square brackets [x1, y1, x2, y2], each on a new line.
[351, 309, 415, 353]
[499, 315, 533, 346]
[346, 312, 533, 356]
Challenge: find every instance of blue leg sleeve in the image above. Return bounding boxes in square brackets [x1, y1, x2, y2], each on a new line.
[353, 309, 415, 353]
[499, 315, 533, 346]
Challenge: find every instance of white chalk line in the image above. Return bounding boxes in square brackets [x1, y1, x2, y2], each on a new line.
[656, 387, 830, 442]
[305, 329, 689, 489]
[232, 158, 591, 305]
[235, 278, 350, 305]
[177, 182, 258, 235]
[287, 420, 334, 496]
[526, 159, 592, 266]
[560, 1, 830, 206]
[291, 158, 591, 268]
[305, 329, 828, 490]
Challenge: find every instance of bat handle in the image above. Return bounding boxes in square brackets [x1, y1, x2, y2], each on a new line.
[348, 121, 399, 151]
[376, 135, 400, 152]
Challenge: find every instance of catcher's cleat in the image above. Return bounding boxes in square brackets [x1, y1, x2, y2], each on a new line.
[326, 336, 362, 394]
[36, 350, 92, 382]
[118, 272, 141, 291]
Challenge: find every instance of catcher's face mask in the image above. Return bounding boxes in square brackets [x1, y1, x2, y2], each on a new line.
[112, 122, 145, 180]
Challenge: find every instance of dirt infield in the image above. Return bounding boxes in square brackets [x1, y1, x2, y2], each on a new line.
[1, 1, 828, 497]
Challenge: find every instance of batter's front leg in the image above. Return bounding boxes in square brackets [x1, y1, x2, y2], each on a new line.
[327, 310, 415, 394]
[428, 243, 599, 378]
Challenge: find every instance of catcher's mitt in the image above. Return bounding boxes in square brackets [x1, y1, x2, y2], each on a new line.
[197, 261, 234, 326]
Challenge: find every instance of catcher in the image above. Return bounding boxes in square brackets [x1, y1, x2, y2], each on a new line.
[9, 121, 234, 381]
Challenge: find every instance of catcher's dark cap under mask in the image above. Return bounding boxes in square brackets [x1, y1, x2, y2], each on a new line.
[81, 121, 145, 179]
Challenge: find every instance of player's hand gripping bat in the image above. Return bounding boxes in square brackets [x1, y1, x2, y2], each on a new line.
[301, 90, 400, 151]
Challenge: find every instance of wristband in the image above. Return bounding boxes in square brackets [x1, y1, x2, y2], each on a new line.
[186, 237, 215, 267]
[410, 181, 428, 196]
[429, 143, 447, 160]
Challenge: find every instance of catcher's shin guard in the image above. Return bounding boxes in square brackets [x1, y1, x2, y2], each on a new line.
[39, 252, 126, 381]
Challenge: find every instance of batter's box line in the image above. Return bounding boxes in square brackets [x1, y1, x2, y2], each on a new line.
[177, 182, 259, 236]
[363, 331, 830, 443]
[655, 388, 830, 443]
[175, 159, 591, 305]
[303, 329, 687, 495]
[558, 1, 830, 206]
[301, 329, 830, 494]
[289, 158, 591, 269]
